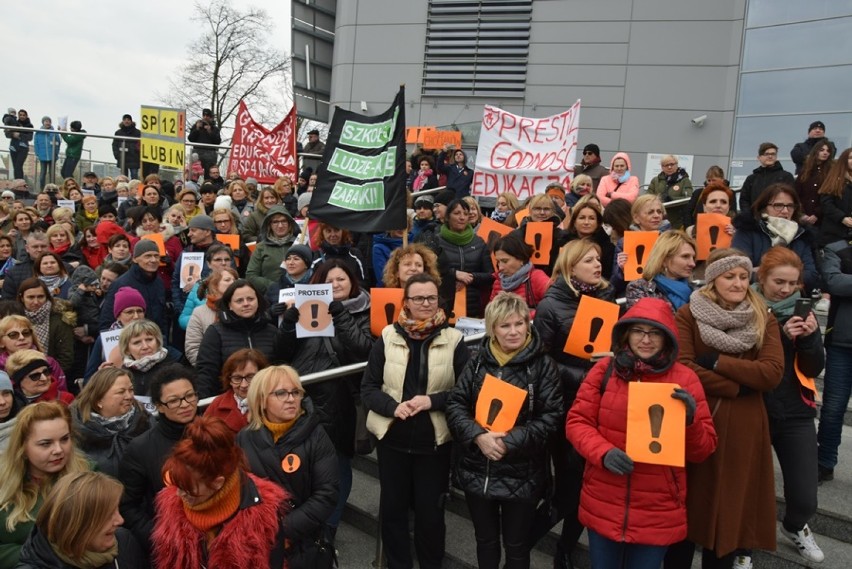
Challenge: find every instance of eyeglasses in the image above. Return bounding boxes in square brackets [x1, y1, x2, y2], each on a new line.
[160, 392, 199, 409]
[5, 329, 33, 340]
[229, 374, 255, 386]
[407, 295, 439, 305]
[662, 162, 678, 167]
[628, 328, 665, 341]
[271, 389, 304, 401]
[768, 203, 795, 212]
[25, 369, 52, 382]
[531, 207, 553, 214]
[582, 151, 595, 156]
[214, 219, 231, 225]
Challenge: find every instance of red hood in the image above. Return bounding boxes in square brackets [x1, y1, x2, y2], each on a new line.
[612, 297, 680, 360]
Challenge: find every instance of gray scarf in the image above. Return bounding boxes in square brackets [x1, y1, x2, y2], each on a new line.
[499, 262, 533, 292]
[689, 290, 758, 353]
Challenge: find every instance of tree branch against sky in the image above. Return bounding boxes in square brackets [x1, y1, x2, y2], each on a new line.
[159, 0, 292, 142]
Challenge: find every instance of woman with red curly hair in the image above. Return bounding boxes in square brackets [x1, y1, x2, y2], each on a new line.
[152, 415, 288, 569]
[310, 222, 367, 284]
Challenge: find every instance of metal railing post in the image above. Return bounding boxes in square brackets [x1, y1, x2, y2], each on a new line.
[372, 513, 385, 568]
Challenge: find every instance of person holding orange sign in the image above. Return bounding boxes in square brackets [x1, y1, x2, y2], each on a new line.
[751, 247, 825, 562]
[610, 195, 671, 295]
[567, 298, 716, 569]
[530, 238, 616, 567]
[625, 231, 696, 312]
[489, 234, 551, 317]
[446, 292, 562, 569]
[509, 194, 567, 276]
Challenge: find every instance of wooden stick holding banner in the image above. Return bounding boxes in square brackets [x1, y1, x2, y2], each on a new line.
[564, 295, 620, 359]
[695, 213, 733, 260]
[475, 374, 527, 432]
[623, 231, 659, 281]
[625, 382, 686, 467]
[295, 283, 335, 338]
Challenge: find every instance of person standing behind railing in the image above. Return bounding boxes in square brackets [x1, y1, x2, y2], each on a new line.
[112, 114, 141, 180]
[59, 121, 85, 180]
[33, 117, 60, 191]
[3, 109, 33, 182]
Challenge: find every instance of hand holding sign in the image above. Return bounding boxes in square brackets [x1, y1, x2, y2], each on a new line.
[564, 295, 620, 359]
[370, 288, 403, 336]
[295, 283, 335, 338]
[623, 231, 659, 281]
[625, 382, 686, 467]
[695, 213, 733, 260]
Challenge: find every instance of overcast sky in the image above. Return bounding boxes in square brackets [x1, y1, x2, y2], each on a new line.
[1, 1, 290, 164]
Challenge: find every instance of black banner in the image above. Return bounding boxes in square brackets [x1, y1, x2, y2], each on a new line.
[309, 87, 407, 233]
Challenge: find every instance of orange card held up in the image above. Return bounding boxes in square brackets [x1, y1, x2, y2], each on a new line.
[475, 374, 527, 432]
[563, 295, 620, 359]
[695, 213, 733, 261]
[623, 231, 659, 281]
[524, 221, 553, 266]
[794, 355, 821, 402]
[370, 288, 403, 337]
[215, 233, 241, 252]
[625, 382, 686, 467]
[449, 285, 467, 325]
[140, 233, 166, 256]
[476, 216, 512, 245]
[514, 208, 529, 225]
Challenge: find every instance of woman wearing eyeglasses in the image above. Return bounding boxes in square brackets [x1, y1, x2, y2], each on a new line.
[6, 349, 74, 406]
[116, 319, 176, 396]
[646, 154, 694, 228]
[237, 365, 339, 569]
[0, 315, 68, 392]
[361, 273, 469, 569]
[206, 349, 270, 433]
[118, 362, 198, 556]
[732, 183, 819, 293]
[567, 298, 716, 569]
[246, 206, 299, 295]
[509, 194, 567, 276]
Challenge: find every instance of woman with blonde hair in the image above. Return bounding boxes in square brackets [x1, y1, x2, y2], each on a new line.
[669, 248, 784, 568]
[0, 315, 68, 392]
[183, 266, 238, 365]
[241, 186, 282, 242]
[7, 349, 74, 406]
[491, 192, 520, 223]
[625, 230, 696, 311]
[566, 174, 594, 207]
[509, 193, 567, 275]
[71, 367, 151, 477]
[381, 243, 440, 289]
[117, 319, 175, 395]
[0, 401, 90, 566]
[17, 471, 144, 568]
[237, 365, 339, 565]
[45, 223, 82, 270]
[531, 238, 616, 566]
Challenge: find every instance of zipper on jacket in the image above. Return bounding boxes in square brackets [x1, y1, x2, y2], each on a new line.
[483, 458, 491, 494]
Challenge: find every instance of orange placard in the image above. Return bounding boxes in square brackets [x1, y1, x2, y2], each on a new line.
[476, 216, 512, 244]
[563, 295, 620, 359]
[524, 222, 553, 267]
[246, 241, 257, 253]
[449, 285, 467, 325]
[475, 374, 527, 432]
[794, 355, 821, 402]
[405, 126, 437, 144]
[370, 288, 404, 337]
[422, 130, 462, 150]
[695, 213, 733, 261]
[514, 208, 529, 225]
[140, 233, 166, 256]
[625, 382, 686, 467]
[215, 233, 241, 266]
[623, 231, 659, 281]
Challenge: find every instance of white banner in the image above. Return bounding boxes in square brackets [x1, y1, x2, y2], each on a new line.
[471, 101, 581, 199]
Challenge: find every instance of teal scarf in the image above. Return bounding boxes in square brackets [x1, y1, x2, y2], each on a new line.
[439, 223, 474, 246]
[751, 283, 798, 322]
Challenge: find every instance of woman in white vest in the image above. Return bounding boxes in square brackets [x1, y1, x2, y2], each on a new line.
[361, 273, 469, 569]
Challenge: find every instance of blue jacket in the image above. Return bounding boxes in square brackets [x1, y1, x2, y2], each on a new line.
[437, 150, 474, 197]
[34, 127, 60, 162]
[178, 281, 204, 329]
[372, 233, 406, 287]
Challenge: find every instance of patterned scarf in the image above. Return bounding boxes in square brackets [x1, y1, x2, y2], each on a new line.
[91, 405, 137, 433]
[570, 277, 599, 296]
[123, 347, 168, 372]
[689, 290, 758, 353]
[39, 274, 67, 296]
[398, 307, 447, 340]
[25, 301, 52, 353]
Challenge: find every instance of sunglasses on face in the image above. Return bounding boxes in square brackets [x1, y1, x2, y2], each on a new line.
[5, 329, 32, 340]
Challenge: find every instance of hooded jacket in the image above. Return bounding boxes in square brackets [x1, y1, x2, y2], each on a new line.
[33, 126, 60, 162]
[596, 152, 640, 206]
[245, 206, 298, 294]
[17, 525, 144, 569]
[567, 298, 717, 546]
[446, 327, 563, 501]
[437, 150, 474, 197]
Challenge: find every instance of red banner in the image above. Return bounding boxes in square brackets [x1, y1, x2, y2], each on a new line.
[230, 101, 297, 184]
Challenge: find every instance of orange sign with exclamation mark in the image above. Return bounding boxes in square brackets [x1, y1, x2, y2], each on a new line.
[370, 288, 403, 336]
[475, 374, 526, 432]
[623, 231, 659, 281]
[524, 222, 553, 267]
[564, 295, 620, 359]
[626, 382, 685, 467]
[696, 213, 733, 260]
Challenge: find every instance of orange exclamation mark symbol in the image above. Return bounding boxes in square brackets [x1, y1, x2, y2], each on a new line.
[486, 399, 503, 429]
[648, 404, 664, 453]
[708, 226, 720, 252]
[584, 317, 604, 354]
[635, 245, 646, 274]
[310, 303, 319, 328]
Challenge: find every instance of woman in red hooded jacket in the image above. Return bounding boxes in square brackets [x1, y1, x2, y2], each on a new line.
[567, 297, 717, 568]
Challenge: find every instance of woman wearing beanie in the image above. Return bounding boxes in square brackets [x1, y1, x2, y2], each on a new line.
[7, 350, 74, 406]
[668, 249, 784, 569]
[596, 152, 640, 206]
[264, 243, 314, 305]
[157, 416, 288, 569]
[83, 286, 147, 380]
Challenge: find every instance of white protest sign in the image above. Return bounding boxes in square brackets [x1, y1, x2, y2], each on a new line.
[180, 252, 204, 288]
[81, 189, 95, 196]
[472, 101, 581, 199]
[643, 154, 695, 186]
[100, 329, 122, 363]
[278, 288, 296, 326]
[57, 116, 68, 130]
[295, 283, 334, 338]
[57, 199, 76, 211]
[117, 196, 128, 209]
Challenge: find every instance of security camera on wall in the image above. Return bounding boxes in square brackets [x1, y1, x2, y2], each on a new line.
[360, 101, 368, 112]
[691, 115, 707, 127]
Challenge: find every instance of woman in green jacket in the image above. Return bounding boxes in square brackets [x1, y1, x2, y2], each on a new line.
[59, 121, 86, 179]
[245, 205, 298, 295]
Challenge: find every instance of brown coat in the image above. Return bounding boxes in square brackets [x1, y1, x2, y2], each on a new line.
[675, 306, 784, 557]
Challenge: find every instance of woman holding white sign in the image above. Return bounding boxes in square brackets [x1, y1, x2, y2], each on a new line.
[567, 297, 716, 569]
[446, 292, 562, 569]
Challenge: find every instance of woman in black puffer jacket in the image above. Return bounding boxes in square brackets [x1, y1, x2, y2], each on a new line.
[278, 259, 374, 542]
[447, 292, 562, 569]
[530, 238, 617, 568]
[195, 279, 282, 399]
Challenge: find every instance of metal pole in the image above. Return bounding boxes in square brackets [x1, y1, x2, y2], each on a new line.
[119, 140, 126, 176]
[372, 513, 385, 568]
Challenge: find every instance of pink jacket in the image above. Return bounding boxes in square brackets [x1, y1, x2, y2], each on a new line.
[596, 152, 640, 206]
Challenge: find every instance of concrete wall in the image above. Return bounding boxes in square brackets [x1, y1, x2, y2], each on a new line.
[330, 0, 748, 184]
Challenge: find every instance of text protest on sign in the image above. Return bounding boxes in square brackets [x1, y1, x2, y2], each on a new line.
[230, 101, 297, 184]
[472, 101, 581, 199]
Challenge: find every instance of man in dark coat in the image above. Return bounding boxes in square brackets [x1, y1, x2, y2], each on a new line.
[790, 121, 826, 175]
[574, 143, 609, 191]
[738, 142, 795, 214]
[437, 143, 474, 198]
[113, 114, 142, 179]
[1, 233, 50, 300]
[188, 108, 222, 177]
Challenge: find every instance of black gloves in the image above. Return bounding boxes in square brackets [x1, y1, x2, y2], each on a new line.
[328, 300, 345, 317]
[282, 306, 300, 324]
[602, 448, 634, 475]
[269, 302, 288, 317]
[671, 388, 696, 425]
[695, 351, 719, 371]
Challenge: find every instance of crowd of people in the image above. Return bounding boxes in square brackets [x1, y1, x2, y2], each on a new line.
[0, 113, 846, 569]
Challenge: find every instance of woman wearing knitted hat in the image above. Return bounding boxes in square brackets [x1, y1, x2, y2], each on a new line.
[0, 371, 23, 451]
[6, 349, 74, 406]
[82, 286, 147, 381]
[154, 416, 289, 569]
[669, 248, 785, 569]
